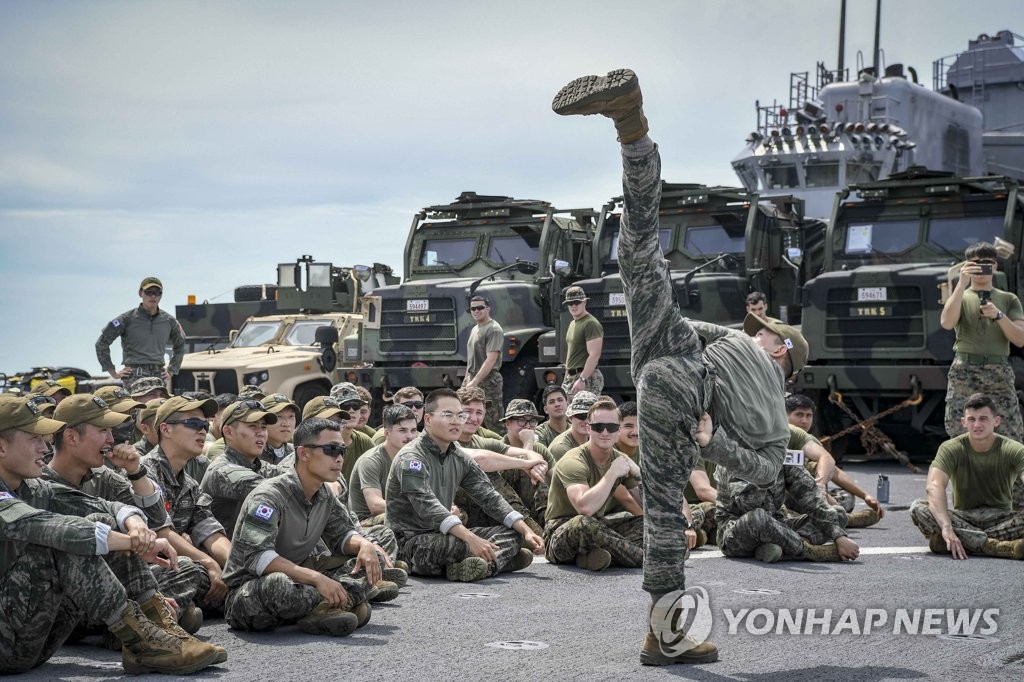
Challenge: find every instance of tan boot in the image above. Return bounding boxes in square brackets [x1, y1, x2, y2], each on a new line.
[445, 556, 489, 582]
[693, 528, 708, 548]
[551, 69, 650, 143]
[296, 601, 359, 637]
[382, 566, 408, 588]
[575, 548, 612, 571]
[107, 601, 222, 675]
[350, 601, 372, 628]
[506, 548, 534, 572]
[928, 534, 950, 554]
[640, 599, 718, 665]
[138, 595, 227, 665]
[754, 543, 783, 563]
[802, 541, 841, 562]
[367, 580, 400, 602]
[846, 508, 880, 528]
[981, 538, 1024, 560]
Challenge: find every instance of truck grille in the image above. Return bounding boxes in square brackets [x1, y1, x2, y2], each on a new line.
[582, 288, 632, 362]
[172, 370, 239, 396]
[824, 285, 925, 350]
[379, 297, 458, 354]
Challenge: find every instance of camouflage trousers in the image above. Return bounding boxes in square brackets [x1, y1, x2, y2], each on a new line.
[125, 365, 167, 382]
[718, 508, 842, 558]
[910, 499, 1024, 553]
[455, 470, 545, 537]
[397, 525, 521, 578]
[689, 500, 718, 540]
[0, 544, 128, 674]
[152, 556, 211, 611]
[544, 512, 645, 567]
[562, 368, 605, 399]
[944, 362, 1024, 509]
[619, 143, 781, 594]
[469, 371, 505, 433]
[224, 558, 371, 632]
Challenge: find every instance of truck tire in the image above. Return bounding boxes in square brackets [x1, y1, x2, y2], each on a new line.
[234, 284, 277, 303]
[292, 382, 330, 411]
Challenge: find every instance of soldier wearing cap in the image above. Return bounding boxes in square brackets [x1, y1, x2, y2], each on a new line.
[128, 376, 170, 404]
[95, 385, 147, 446]
[561, 286, 604, 398]
[548, 391, 598, 461]
[501, 398, 557, 527]
[0, 395, 225, 675]
[29, 379, 72, 405]
[201, 401, 285, 537]
[462, 294, 505, 432]
[141, 395, 232, 609]
[131, 398, 165, 458]
[535, 384, 569, 447]
[350, 405, 417, 524]
[330, 383, 375, 482]
[372, 386, 425, 444]
[259, 394, 299, 466]
[96, 276, 186, 385]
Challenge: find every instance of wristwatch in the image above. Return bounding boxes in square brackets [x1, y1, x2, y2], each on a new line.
[996, 311, 1005, 321]
[126, 469, 148, 481]
[682, 517, 694, 531]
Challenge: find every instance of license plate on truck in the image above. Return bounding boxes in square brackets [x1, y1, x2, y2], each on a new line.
[857, 287, 887, 302]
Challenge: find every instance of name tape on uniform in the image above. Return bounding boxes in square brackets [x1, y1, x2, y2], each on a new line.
[783, 450, 805, 466]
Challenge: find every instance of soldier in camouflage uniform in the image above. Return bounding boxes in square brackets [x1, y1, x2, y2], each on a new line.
[0, 395, 225, 675]
[548, 390, 597, 461]
[463, 295, 506, 432]
[545, 399, 645, 570]
[501, 399, 557, 527]
[385, 389, 543, 581]
[222, 418, 383, 635]
[350, 405, 418, 524]
[911, 393, 1024, 560]
[940, 242, 1024, 509]
[330, 382, 376, 482]
[534, 384, 569, 447]
[29, 378, 72, 405]
[553, 68, 804, 664]
[258, 393, 298, 466]
[561, 285, 605, 398]
[96, 276, 186, 384]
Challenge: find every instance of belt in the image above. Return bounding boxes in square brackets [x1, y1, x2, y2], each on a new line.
[565, 367, 584, 376]
[128, 364, 164, 369]
[954, 352, 1008, 366]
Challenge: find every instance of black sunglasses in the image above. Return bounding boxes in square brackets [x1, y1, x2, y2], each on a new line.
[305, 442, 347, 458]
[589, 422, 620, 434]
[164, 417, 211, 432]
[401, 401, 425, 409]
[469, 305, 487, 312]
[143, 288, 163, 297]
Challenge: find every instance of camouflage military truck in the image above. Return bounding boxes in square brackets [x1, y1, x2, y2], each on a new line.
[351, 192, 597, 405]
[534, 183, 825, 401]
[794, 170, 1024, 457]
[173, 257, 398, 407]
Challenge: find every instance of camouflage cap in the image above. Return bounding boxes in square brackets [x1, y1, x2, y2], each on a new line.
[139, 276, 163, 291]
[261, 393, 299, 416]
[567, 390, 599, 417]
[742, 313, 810, 378]
[501, 398, 540, 422]
[29, 379, 72, 399]
[154, 395, 219, 431]
[0, 395, 66, 435]
[237, 386, 266, 401]
[302, 396, 351, 422]
[94, 385, 146, 414]
[54, 394, 131, 429]
[562, 285, 588, 305]
[139, 398, 167, 424]
[128, 376, 169, 398]
[221, 400, 278, 429]
[330, 382, 366, 406]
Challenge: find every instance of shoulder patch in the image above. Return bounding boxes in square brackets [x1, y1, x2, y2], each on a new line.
[408, 460, 423, 472]
[253, 503, 276, 521]
[0, 491, 13, 500]
[112, 319, 121, 328]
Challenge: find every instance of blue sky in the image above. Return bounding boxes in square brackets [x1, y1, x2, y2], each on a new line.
[2, 0, 1022, 373]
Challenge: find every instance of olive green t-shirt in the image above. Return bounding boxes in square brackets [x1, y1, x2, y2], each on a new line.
[565, 313, 603, 371]
[467, 319, 504, 376]
[534, 420, 567, 447]
[548, 428, 588, 461]
[954, 288, 1024, 357]
[932, 433, 1024, 510]
[684, 457, 716, 505]
[545, 444, 639, 524]
[341, 429, 375, 484]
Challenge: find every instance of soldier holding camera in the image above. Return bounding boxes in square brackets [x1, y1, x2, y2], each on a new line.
[940, 242, 1024, 485]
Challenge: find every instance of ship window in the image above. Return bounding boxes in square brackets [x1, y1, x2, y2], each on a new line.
[805, 161, 840, 188]
[684, 225, 746, 256]
[608, 229, 672, 262]
[844, 220, 919, 255]
[419, 238, 476, 267]
[765, 164, 799, 189]
[486, 235, 540, 265]
[928, 216, 1004, 254]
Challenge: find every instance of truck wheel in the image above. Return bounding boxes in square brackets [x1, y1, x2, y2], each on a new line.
[293, 382, 329, 410]
[234, 284, 278, 302]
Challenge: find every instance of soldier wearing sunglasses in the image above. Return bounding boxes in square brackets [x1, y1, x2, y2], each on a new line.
[462, 295, 505, 432]
[371, 386, 425, 445]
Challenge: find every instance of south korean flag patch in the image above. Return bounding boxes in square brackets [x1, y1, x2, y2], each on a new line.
[253, 503, 276, 521]
[0, 491, 13, 501]
[408, 460, 423, 472]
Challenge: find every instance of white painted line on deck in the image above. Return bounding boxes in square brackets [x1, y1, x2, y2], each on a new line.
[687, 545, 931, 561]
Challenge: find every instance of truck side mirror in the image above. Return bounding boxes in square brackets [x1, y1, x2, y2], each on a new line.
[517, 261, 540, 274]
[314, 325, 339, 347]
[551, 260, 572, 277]
[229, 330, 238, 342]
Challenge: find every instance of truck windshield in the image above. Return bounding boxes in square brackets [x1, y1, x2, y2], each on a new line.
[927, 216, 1005, 254]
[486, 235, 540, 265]
[843, 220, 919, 256]
[283, 319, 333, 345]
[419, 238, 477, 267]
[231, 321, 282, 348]
[684, 224, 746, 257]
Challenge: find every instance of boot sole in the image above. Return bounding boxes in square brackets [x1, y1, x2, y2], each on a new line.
[640, 648, 719, 665]
[446, 558, 488, 582]
[122, 648, 223, 675]
[297, 612, 359, 637]
[552, 69, 638, 115]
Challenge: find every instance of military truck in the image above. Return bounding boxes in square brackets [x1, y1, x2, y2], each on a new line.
[795, 170, 1023, 457]
[351, 192, 597, 404]
[533, 184, 824, 400]
[172, 257, 398, 406]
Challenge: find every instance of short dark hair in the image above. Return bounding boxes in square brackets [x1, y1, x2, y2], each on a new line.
[965, 242, 998, 261]
[295, 417, 341, 447]
[964, 393, 997, 413]
[542, 384, 567, 403]
[0, 427, 17, 444]
[425, 388, 459, 415]
[746, 291, 767, 305]
[383, 404, 416, 428]
[470, 295, 489, 306]
[214, 393, 238, 409]
[618, 400, 637, 418]
[785, 393, 815, 414]
[53, 423, 88, 451]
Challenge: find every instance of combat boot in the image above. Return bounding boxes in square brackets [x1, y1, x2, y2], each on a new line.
[575, 548, 612, 571]
[846, 508, 880, 528]
[693, 528, 708, 548]
[551, 69, 649, 143]
[754, 543, 783, 563]
[140, 594, 227, 664]
[107, 601, 222, 675]
[394, 560, 410, 573]
[802, 541, 841, 562]
[640, 599, 718, 665]
[367, 580, 400, 602]
[981, 538, 1024, 560]
[446, 556, 489, 582]
[177, 606, 204, 635]
[928, 534, 950, 554]
[351, 601, 372, 628]
[506, 548, 534, 572]
[297, 601, 360, 637]
[382, 566, 409, 588]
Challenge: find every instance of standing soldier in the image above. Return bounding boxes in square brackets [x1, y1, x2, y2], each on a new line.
[561, 286, 604, 398]
[96, 277, 186, 385]
[462, 294, 504, 432]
